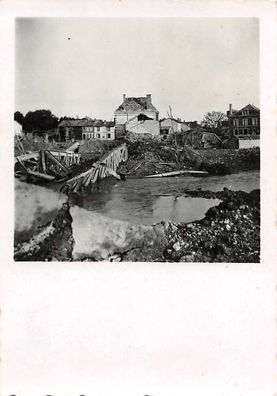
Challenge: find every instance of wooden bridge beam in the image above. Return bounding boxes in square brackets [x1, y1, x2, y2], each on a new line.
[62, 143, 128, 193]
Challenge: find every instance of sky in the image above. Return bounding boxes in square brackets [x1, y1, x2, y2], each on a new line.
[15, 18, 259, 122]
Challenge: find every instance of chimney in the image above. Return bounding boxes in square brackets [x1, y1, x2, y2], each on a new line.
[229, 104, 233, 115]
[146, 94, 152, 105]
[123, 94, 126, 102]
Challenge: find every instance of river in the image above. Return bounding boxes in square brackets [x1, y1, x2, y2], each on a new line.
[68, 170, 259, 225]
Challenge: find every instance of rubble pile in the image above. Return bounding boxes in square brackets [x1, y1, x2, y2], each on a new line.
[78, 139, 121, 160]
[163, 189, 260, 263]
[118, 139, 260, 177]
[118, 140, 195, 176]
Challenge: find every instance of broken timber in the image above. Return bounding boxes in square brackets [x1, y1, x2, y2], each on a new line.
[144, 170, 209, 178]
[26, 170, 55, 181]
[62, 143, 128, 193]
[15, 150, 80, 167]
[15, 149, 81, 181]
[43, 150, 70, 175]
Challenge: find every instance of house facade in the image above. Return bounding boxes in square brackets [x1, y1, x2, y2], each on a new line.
[57, 119, 115, 141]
[114, 94, 159, 125]
[159, 118, 190, 141]
[227, 104, 260, 140]
[160, 118, 189, 133]
[125, 113, 160, 137]
[82, 121, 115, 141]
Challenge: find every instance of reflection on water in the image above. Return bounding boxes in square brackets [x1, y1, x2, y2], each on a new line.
[69, 171, 259, 225]
[153, 196, 221, 225]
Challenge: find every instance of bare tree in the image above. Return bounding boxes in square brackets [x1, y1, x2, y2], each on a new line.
[201, 111, 227, 131]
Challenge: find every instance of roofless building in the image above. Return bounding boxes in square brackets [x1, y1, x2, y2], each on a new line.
[114, 94, 159, 125]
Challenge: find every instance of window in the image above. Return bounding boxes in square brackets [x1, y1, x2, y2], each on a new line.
[107, 126, 110, 131]
[97, 133, 100, 139]
[242, 110, 249, 116]
[253, 118, 258, 126]
[233, 119, 239, 127]
[242, 118, 248, 126]
[234, 129, 238, 135]
[97, 126, 100, 131]
[244, 129, 248, 135]
[107, 133, 111, 139]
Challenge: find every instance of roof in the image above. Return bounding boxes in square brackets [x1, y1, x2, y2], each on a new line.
[160, 117, 185, 124]
[58, 119, 94, 127]
[229, 104, 260, 117]
[58, 119, 114, 128]
[115, 96, 158, 113]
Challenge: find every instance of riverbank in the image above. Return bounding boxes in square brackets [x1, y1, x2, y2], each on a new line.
[117, 140, 260, 177]
[163, 188, 260, 262]
[14, 186, 260, 263]
[15, 136, 260, 182]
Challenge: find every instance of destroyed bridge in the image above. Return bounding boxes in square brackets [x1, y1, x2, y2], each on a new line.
[14, 143, 128, 193]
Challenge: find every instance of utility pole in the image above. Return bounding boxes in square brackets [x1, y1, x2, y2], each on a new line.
[168, 105, 177, 146]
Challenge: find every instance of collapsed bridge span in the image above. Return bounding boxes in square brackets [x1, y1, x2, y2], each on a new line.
[62, 143, 128, 193]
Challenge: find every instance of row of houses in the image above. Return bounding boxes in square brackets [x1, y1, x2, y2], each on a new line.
[57, 119, 115, 141]
[15, 93, 260, 148]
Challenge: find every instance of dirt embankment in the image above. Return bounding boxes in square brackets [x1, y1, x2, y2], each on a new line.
[14, 203, 74, 261]
[117, 140, 260, 177]
[15, 136, 260, 179]
[197, 148, 260, 174]
[14, 188, 260, 263]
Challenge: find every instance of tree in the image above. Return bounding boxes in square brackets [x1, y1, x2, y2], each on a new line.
[23, 109, 59, 132]
[201, 111, 227, 132]
[59, 116, 74, 122]
[14, 111, 25, 126]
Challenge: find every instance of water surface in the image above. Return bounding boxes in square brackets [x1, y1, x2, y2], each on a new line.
[69, 171, 259, 225]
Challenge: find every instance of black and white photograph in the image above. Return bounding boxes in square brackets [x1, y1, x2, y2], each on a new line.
[13, 17, 261, 262]
[1, 1, 277, 396]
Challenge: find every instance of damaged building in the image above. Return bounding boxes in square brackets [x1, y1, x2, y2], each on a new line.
[159, 117, 190, 141]
[114, 94, 159, 126]
[125, 113, 160, 137]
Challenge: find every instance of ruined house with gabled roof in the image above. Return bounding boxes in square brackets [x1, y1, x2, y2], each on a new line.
[114, 94, 159, 126]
